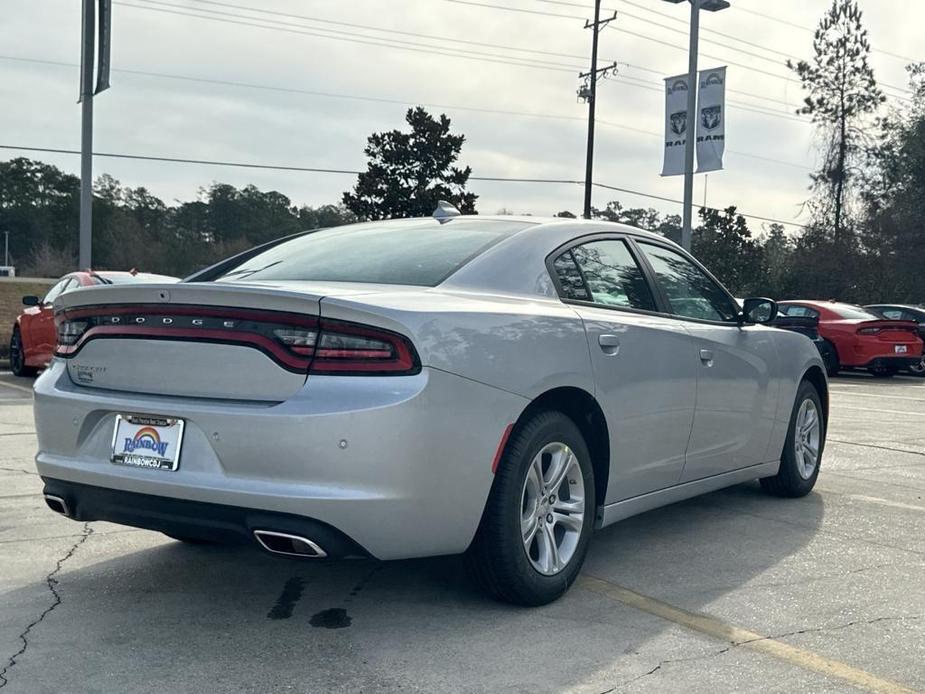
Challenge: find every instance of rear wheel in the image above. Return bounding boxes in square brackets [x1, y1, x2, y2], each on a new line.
[760, 380, 824, 498]
[466, 410, 595, 606]
[910, 358, 925, 377]
[9, 327, 38, 378]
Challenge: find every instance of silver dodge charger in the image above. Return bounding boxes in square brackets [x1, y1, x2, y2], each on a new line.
[34, 208, 827, 605]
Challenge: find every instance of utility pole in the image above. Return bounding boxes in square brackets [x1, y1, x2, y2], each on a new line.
[78, 0, 112, 270]
[579, 1, 617, 219]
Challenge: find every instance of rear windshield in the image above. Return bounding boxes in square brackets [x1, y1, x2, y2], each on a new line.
[828, 304, 879, 320]
[95, 273, 176, 285]
[215, 219, 531, 286]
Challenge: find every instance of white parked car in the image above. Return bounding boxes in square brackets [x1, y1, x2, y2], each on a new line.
[34, 208, 827, 605]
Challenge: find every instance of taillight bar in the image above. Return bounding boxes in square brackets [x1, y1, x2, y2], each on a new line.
[55, 304, 420, 376]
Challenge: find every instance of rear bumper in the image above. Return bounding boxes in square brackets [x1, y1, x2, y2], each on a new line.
[856, 356, 921, 371]
[33, 359, 528, 560]
[42, 477, 369, 558]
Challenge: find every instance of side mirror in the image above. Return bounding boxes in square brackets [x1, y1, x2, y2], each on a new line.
[21, 295, 40, 307]
[741, 297, 777, 324]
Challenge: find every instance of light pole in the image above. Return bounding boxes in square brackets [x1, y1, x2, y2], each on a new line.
[662, 0, 729, 251]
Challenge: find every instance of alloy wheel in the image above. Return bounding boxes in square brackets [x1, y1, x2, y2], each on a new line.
[794, 398, 821, 479]
[520, 442, 586, 576]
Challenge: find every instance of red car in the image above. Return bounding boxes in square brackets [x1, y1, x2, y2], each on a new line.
[9, 270, 177, 377]
[778, 300, 924, 377]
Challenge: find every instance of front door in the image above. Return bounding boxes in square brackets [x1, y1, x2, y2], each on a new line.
[633, 241, 778, 481]
[550, 237, 698, 502]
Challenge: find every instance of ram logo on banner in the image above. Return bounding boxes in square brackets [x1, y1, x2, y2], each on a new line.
[696, 67, 726, 173]
[661, 74, 690, 176]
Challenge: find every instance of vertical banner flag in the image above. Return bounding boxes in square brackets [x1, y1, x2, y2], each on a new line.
[661, 74, 690, 176]
[696, 66, 726, 173]
[95, 0, 112, 95]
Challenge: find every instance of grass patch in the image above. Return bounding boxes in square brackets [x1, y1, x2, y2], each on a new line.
[0, 279, 56, 358]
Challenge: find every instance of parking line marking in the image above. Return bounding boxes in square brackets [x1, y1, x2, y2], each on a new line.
[847, 495, 925, 513]
[834, 405, 925, 418]
[830, 390, 925, 403]
[579, 576, 917, 694]
[0, 380, 34, 394]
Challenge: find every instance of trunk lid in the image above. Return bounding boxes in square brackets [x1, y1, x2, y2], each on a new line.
[53, 281, 391, 401]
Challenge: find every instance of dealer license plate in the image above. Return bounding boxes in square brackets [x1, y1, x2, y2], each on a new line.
[895, 345, 908, 354]
[111, 414, 185, 471]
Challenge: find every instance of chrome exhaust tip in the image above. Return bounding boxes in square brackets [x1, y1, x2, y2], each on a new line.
[253, 530, 327, 558]
[44, 494, 70, 517]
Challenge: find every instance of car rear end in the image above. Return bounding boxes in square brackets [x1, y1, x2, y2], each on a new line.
[849, 319, 923, 373]
[33, 220, 535, 561]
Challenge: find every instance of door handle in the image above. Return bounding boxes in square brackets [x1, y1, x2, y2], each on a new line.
[699, 349, 714, 365]
[598, 334, 621, 355]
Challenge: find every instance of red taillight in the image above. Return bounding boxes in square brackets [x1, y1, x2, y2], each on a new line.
[309, 320, 418, 375]
[54, 306, 419, 376]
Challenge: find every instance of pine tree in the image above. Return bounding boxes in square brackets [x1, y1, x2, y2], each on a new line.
[343, 107, 477, 220]
[787, 0, 884, 243]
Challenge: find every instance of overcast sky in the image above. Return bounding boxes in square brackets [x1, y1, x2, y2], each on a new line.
[2, 0, 923, 232]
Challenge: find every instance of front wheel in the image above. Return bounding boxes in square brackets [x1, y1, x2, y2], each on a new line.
[9, 327, 38, 378]
[466, 410, 595, 606]
[760, 380, 825, 498]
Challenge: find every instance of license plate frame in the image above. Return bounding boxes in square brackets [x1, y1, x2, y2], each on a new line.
[895, 345, 909, 354]
[111, 414, 185, 471]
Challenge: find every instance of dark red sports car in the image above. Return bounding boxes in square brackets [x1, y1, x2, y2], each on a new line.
[9, 270, 177, 377]
[778, 300, 923, 377]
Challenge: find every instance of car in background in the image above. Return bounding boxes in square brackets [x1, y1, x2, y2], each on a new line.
[9, 270, 178, 377]
[778, 300, 923, 377]
[33, 212, 827, 605]
[864, 304, 925, 376]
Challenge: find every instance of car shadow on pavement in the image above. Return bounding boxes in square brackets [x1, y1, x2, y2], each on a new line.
[2, 482, 825, 693]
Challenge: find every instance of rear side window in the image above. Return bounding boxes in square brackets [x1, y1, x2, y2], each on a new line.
[215, 220, 531, 286]
[553, 239, 657, 311]
[780, 305, 820, 319]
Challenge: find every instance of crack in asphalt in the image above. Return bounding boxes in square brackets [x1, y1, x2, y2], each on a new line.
[0, 522, 93, 689]
[607, 615, 923, 691]
[829, 438, 925, 458]
[0, 467, 38, 477]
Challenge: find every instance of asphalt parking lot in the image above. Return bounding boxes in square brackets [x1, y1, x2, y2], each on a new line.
[1, 370, 923, 694]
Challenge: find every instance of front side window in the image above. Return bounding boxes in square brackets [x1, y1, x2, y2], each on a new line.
[637, 243, 738, 322]
[554, 239, 657, 311]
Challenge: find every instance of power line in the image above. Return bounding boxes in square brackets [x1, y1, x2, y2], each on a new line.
[117, 2, 580, 73]
[0, 144, 808, 228]
[730, 4, 923, 65]
[0, 53, 812, 169]
[116, 2, 813, 124]
[443, 0, 913, 99]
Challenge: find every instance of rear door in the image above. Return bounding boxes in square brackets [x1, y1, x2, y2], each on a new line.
[549, 236, 698, 501]
[633, 240, 779, 480]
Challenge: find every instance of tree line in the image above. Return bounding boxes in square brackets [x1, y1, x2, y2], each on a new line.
[0, 0, 921, 303]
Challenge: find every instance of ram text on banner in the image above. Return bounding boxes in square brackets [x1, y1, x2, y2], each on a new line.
[696, 66, 726, 173]
[661, 73, 690, 177]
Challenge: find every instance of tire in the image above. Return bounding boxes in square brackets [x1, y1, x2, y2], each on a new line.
[9, 327, 38, 378]
[466, 410, 595, 606]
[819, 340, 839, 377]
[910, 358, 925, 377]
[760, 380, 825, 498]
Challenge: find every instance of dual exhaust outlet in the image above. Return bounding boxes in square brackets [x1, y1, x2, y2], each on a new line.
[44, 494, 327, 558]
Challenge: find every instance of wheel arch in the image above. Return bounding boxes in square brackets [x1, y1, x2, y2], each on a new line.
[801, 365, 829, 426]
[515, 386, 610, 509]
